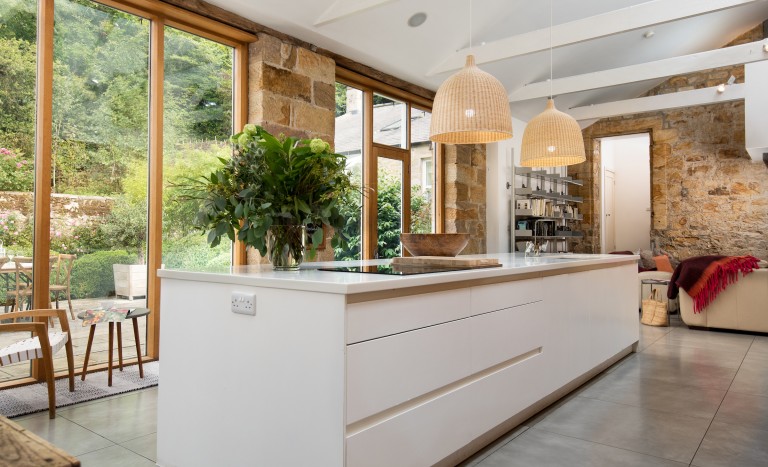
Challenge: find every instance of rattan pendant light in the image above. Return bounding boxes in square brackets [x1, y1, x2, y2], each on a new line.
[520, 0, 585, 167]
[429, 1, 513, 144]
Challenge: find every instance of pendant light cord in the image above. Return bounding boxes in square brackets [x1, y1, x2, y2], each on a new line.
[469, 0, 473, 50]
[549, 0, 553, 99]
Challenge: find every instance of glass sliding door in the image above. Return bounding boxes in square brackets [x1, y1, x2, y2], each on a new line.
[0, 0, 37, 382]
[51, 0, 149, 372]
[161, 26, 233, 272]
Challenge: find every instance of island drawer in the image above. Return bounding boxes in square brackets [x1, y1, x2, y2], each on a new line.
[471, 277, 543, 314]
[346, 317, 472, 424]
[346, 288, 471, 344]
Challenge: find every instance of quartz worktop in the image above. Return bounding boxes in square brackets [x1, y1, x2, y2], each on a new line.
[156, 252, 638, 295]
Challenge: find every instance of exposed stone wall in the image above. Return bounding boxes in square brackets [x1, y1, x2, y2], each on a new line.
[248, 33, 336, 142]
[572, 25, 768, 260]
[247, 33, 338, 264]
[444, 144, 487, 254]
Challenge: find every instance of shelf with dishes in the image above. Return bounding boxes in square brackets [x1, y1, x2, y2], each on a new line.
[515, 167, 584, 186]
[511, 166, 583, 253]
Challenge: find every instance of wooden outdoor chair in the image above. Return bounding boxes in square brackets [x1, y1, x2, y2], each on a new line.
[12, 256, 34, 312]
[50, 254, 76, 319]
[0, 309, 75, 419]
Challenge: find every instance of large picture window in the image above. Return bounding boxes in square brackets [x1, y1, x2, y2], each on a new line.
[334, 71, 440, 259]
[0, 0, 251, 386]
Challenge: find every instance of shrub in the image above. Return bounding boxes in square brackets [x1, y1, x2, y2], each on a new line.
[162, 233, 230, 270]
[70, 250, 136, 299]
[0, 147, 33, 191]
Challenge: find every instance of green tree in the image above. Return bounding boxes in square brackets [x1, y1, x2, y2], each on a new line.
[0, 37, 36, 157]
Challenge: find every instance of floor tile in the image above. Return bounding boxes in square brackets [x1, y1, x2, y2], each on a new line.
[76, 444, 156, 467]
[57, 389, 157, 443]
[641, 342, 747, 370]
[659, 328, 754, 354]
[729, 361, 768, 398]
[477, 427, 687, 467]
[120, 432, 157, 462]
[749, 337, 768, 355]
[13, 412, 114, 457]
[535, 397, 711, 463]
[691, 421, 768, 467]
[579, 372, 726, 420]
[458, 425, 529, 466]
[607, 352, 738, 391]
[714, 392, 768, 432]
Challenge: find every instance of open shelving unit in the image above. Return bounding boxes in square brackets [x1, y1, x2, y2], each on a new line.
[511, 167, 584, 253]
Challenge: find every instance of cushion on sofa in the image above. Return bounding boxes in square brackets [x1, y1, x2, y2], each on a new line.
[653, 255, 674, 273]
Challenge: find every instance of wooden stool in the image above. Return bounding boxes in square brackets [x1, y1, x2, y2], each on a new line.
[78, 308, 150, 386]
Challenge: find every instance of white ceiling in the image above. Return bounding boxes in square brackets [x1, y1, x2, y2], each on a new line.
[206, 0, 768, 121]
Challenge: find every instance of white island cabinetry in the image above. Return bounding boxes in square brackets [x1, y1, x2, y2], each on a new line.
[156, 254, 638, 467]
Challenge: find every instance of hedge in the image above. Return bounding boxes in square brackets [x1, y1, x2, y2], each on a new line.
[70, 250, 136, 299]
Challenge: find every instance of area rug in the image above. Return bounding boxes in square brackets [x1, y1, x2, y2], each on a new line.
[0, 361, 159, 418]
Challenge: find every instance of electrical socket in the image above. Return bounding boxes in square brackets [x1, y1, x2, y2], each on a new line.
[231, 292, 256, 315]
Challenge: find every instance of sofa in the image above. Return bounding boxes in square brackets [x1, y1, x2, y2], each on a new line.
[679, 268, 768, 333]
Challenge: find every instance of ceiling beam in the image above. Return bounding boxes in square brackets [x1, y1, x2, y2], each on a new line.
[568, 83, 745, 121]
[314, 0, 396, 27]
[509, 39, 768, 101]
[428, 0, 767, 76]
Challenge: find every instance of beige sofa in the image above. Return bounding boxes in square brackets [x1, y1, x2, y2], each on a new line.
[679, 268, 768, 333]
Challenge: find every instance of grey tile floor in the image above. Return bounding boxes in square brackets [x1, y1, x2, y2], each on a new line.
[462, 315, 768, 467]
[11, 316, 768, 466]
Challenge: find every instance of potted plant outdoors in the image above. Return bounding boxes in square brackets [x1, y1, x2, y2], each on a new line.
[193, 124, 355, 270]
[102, 198, 149, 299]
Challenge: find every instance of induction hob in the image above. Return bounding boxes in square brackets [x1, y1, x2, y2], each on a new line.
[318, 264, 501, 276]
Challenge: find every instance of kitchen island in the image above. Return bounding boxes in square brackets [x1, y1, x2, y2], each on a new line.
[156, 253, 638, 467]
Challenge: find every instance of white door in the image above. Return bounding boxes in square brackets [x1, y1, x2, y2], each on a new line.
[604, 170, 616, 253]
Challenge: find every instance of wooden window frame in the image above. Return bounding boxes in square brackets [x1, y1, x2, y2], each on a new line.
[16, 0, 253, 388]
[336, 68, 443, 260]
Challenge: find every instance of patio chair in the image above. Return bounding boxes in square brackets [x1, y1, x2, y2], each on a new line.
[12, 256, 34, 312]
[0, 309, 75, 418]
[50, 254, 76, 319]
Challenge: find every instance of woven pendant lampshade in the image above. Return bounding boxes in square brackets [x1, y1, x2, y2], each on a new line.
[520, 99, 586, 167]
[429, 55, 513, 144]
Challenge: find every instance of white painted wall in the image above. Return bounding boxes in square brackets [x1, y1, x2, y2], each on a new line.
[486, 117, 527, 253]
[600, 134, 651, 252]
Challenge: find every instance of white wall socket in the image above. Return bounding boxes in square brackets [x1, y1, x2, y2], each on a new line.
[231, 292, 256, 315]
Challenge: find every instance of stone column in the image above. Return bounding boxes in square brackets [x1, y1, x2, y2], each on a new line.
[444, 144, 487, 254]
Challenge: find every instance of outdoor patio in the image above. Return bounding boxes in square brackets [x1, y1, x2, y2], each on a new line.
[0, 296, 148, 384]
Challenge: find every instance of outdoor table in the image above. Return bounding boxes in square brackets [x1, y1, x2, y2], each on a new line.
[77, 307, 150, 386]
[0, 259, 31, 312]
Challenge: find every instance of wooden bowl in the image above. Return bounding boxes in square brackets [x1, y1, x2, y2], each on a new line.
[400, 233, 470, 257]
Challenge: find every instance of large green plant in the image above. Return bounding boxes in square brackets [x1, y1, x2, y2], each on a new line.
[192, 125, 355, 256]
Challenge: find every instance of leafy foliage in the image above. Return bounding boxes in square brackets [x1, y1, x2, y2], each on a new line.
[190, 125, 356, 256]
[69, 249, 135, 299]
[334, 176, 432, 260]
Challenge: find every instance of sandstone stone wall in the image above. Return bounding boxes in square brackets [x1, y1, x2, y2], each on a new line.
[247, 33, 338, 264]
[444, 144, 487, 254]
[248, 33, 336, 143]
[572, 26, 768, 260]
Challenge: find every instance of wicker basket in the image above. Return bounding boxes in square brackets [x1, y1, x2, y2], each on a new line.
[641, 289, 668, 327]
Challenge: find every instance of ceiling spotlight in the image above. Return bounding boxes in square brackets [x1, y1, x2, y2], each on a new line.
[717, 83, 726, 93]
[643, 30, 655, 39]
[407, 12, 427, 27]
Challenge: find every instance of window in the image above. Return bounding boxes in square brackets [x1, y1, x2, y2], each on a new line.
[0, 0, 251, 387]
[335, 70, 441, 259]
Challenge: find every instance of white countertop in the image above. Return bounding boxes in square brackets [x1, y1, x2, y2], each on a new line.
[157, 253, 638, 295]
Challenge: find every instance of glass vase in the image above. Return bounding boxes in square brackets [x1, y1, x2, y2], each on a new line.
[266, 224, 306, 271]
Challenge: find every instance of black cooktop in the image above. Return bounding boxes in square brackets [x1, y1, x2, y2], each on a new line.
[318, 264, 500, 276]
